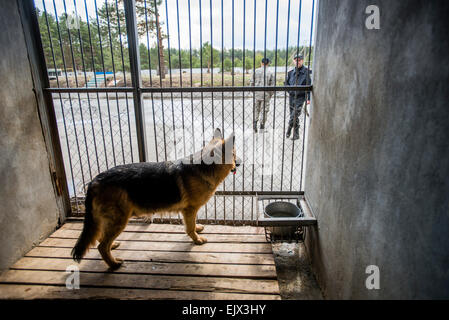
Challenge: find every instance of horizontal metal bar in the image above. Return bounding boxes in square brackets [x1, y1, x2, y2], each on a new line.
[45, 85, 312, 94]
[215, 191, 304, 196]
[65, 216, 259, 226]
[45, 87, 134, 93]
[258, 216, 317, 227]
[141, 85, 312, 93]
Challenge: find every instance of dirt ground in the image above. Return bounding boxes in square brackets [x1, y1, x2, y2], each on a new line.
[272, 241, 323, 300]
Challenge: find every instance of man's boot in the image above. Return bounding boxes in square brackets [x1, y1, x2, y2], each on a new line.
[253, 121, 258, 133]
[286, 125, 292, 138]
[291, 125, 300, 140]
[260, 123, 266, 133]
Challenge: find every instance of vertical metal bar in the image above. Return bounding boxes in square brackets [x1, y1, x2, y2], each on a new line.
[281, 0, 296, 191]
[115, 0, 134, 164]
[300, 0, 315, 191]
[188, 0, 195, 156]
[250, 0, 257, 222]
[83, 0, 104, 174]
[176, 0, 187, 158]
[72, 0, 100, 177]
[209, 0, 215, 225]
[221, 0, 225, 224]
[231, 0, 236, 225]
[163, 0, 175, 225]
[52, 0, 86, 206]
[124, 0, 147, 163]
[198, 0, 207, 220]
[209, 0, 214, 129]
[270, 0, 280, 191]
[104, 0, 126, 165]
[143, 0, 159, 162]
[199, 0, 205, 149]
[221, 0, 225, 136]
[241, 0, 246, 221]
[260, 0, 268, 191]
[153, 0, 168, 160]
[164, 0, 178, 161]
[94, 0, 116, 168]
[62, 0, 93, 182]
[289, 0, 303, 191]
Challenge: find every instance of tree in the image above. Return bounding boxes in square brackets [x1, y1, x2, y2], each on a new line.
[244, 58, 253, 74]
[222, 58, 232, 72]
[234, 58, 242, 68]
[96, 0, 166, 77]
[201, 42, 220, 73]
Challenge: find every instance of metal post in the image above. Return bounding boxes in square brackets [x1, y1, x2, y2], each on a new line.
[124, 0, 147, 162]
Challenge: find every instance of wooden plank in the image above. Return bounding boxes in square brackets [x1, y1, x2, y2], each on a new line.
[61, 222, 266, 235]
[51, 228, 267, 243]
[0, 269, 280, 295]
[13, 256, 277, 279]
[39, 237, 274, 254]
[0, 284, 281, 300]
[26, 246, 274, 265]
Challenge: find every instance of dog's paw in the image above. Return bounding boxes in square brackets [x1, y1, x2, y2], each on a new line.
[195, 224, 204, 233]
[194, 236, 207, 245]
[141, 216, 153, 224]
[108, 258, 124, 270]
[111, 242, 121, 250]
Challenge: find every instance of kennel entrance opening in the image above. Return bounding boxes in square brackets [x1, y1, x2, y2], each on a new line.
[33, 0, 316, 225]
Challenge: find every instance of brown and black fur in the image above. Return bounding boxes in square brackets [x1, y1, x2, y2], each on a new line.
[72, 129, 240, 270]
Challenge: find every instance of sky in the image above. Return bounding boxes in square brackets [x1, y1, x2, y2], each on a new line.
[36, 0, 316, 51]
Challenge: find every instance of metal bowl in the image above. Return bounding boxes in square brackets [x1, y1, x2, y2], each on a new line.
[264, 201, 301, 238]
[264, 201, 301, 218]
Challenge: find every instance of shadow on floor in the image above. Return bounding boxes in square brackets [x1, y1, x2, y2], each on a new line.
[272, 242, 323, 300]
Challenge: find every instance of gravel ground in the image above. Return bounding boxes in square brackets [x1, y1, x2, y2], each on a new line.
[272, 241, 323, 300]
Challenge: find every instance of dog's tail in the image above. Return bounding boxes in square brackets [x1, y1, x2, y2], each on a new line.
[71, 184, 98, 263]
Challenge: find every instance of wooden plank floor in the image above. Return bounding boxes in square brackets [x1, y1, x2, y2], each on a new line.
[0, 221, 281, 300]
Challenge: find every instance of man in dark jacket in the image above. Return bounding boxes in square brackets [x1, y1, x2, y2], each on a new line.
[284, 54, 311, 140]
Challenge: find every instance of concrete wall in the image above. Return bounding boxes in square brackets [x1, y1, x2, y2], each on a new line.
[0, 1, 60, 270]
[305, 0, 449, 299]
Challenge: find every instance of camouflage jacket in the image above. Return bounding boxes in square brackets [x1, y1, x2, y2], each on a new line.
[250, 67, 275, 100]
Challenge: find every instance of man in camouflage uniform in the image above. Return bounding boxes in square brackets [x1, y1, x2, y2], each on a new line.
[285, 54, 311, 140]
[250, 58, 275, 133]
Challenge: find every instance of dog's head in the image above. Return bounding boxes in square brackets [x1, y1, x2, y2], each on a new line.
[202, 128, 241, 174]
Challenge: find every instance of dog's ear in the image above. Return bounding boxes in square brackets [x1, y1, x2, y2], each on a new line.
[223, 133, 235, 164]
[226, 132, 235, 145]
[213, 128, 222, 139]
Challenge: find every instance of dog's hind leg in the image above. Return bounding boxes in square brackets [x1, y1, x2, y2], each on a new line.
[97, 211, 129, 270]
[111, 242, 120, 250]
[182, 207, 207, 245]
[195, 224, 204, 233]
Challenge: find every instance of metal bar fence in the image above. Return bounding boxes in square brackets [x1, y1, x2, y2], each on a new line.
[35, 0, 315, 224]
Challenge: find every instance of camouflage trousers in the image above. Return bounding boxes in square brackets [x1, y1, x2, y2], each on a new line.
[254, 98, 271, 127]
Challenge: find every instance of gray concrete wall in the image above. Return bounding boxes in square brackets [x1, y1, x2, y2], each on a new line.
[0, 1, 60, 270]
[305, 0, 449, 299]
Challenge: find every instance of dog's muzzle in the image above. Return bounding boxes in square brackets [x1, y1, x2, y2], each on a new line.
[232, 157, 242, 174]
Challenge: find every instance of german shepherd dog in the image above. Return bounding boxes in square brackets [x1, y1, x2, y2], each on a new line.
[72, 129, 240, 270]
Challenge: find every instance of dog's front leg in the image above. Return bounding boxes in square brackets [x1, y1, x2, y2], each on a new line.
[182, 207, 207, 245]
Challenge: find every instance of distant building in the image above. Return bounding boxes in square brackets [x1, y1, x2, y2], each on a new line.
[47, 68, 62, 80]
